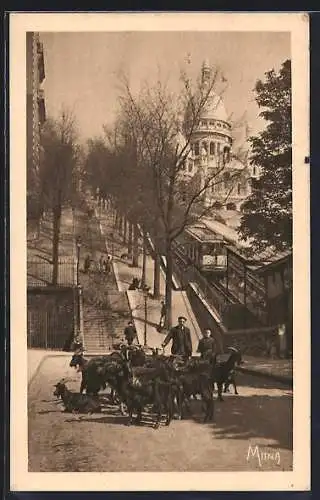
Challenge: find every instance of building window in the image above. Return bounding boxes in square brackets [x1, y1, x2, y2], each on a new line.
[194, 142, 200, 156]
[210, 142, 215, 155]
[223, 146, 230, 163]
[188, 161, 193, 173]
[253, 165, 257, 176]
[237, 183, 241, 195]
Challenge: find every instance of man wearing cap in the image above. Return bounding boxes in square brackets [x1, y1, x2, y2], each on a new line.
[124, 320, 138, 346]
[161, 316, 192, 358]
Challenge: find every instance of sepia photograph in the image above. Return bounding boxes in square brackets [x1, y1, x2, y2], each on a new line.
[10, 12, 309, 491]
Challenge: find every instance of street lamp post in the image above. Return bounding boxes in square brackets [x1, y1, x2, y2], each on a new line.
[143, 289, 148, 346]
[110, 233, 114, 259]
[76, 236, 82, 337]
[76, 236, 82, 286]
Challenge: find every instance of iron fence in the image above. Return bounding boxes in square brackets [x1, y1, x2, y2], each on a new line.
[27, 304, 74, 349]
[27, 257, 76, 288]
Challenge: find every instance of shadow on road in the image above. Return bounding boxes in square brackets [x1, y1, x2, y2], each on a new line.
[180, 391, 292, 451]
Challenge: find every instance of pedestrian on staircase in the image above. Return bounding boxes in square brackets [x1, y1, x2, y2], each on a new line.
[124, 320, 138, 346]
[84, 254, 91, 273]
[158, 300, 166, 331]
[99, 255, 104, 273]
[105, 255, 112, 274]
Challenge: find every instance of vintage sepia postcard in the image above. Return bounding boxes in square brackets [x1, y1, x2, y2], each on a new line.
[10, 12, 310, 491]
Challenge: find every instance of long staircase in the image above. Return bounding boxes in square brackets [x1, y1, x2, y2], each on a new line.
[83, 304, 127, 353]
[74, 205, 131, 354]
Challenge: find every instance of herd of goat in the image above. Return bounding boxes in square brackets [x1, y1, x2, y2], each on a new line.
[53, 345, 243, 429]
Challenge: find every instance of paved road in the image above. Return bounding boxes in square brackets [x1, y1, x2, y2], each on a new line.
[28, 356, 292, 472]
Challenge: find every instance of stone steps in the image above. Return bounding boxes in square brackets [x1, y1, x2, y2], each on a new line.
[83, 303, 128, 353]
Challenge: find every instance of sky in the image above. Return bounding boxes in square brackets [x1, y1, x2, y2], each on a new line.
[39, 31, 290, 146]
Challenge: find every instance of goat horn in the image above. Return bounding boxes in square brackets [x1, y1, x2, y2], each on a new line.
[228, 346, 238, 353]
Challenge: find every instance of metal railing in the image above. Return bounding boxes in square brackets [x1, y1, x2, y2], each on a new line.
[27, 304, 74, 349]
[188, 266, 228, 318]
[27, 257, 76, 287]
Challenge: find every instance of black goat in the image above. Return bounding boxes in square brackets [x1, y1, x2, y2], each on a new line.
[117, 361, 175, 429]
[69, 353, 109, 395]
[175, 353, 217, 422]
[213, 347, 243, 401]
[223, 369, 238, 395]
[69, 352, 127, 413]
[53, 380, 101, 414]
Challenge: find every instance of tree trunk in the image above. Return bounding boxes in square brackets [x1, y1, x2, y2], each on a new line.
[118, 213, 123, 235]
[52, 205, 62, 286]
[123, 216, 127, 244]
[132, 223, 139, 267]
[128, 221, 133, 256]
[153, 251, 161, 299]
[141, 228, 147, 287]
[165, 237, 173, 329]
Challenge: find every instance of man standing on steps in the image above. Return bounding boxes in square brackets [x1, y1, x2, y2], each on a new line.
[161, 316, 192, 359]
[124, 320, 139, 346]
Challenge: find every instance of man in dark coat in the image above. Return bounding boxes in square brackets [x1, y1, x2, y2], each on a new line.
[124, 320, 138, 346]
[161, 316, 192, 358]
[197, 328, 217, 359]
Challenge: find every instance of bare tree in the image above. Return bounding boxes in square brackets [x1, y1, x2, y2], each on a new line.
[39, 109, 80, 285]
[113, 67, 250, 328]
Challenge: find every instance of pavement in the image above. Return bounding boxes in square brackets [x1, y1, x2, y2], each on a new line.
[28, 349, 69, 385]
[237, 356, 292, 386]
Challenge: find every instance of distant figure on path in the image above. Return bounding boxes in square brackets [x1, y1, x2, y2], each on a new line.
[158, 300, 166, 331]
[105, 255, 112, 274]
[197, 329, 217, 359]
[71, 335, 83, 353]
[161, 316, 192, 359]
[128, 277, 140, 290]
[278, 323, 287, 358]
[84, 254, 91, 273]
[124, 320, 138, 346]
[99, 255, 104, 273]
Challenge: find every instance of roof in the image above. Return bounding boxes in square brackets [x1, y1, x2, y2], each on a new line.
[226, 244, 292, 273]
[214, 210, 241, 229]
[201, 93, 228, 123]
[203, 218, 251, 249]
[186, 224, 224, 243]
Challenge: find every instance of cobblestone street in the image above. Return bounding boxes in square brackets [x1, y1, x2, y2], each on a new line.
[28, 355, 292, 472]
